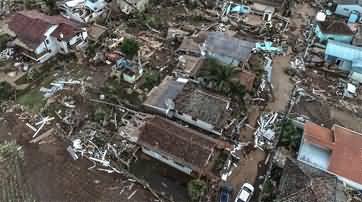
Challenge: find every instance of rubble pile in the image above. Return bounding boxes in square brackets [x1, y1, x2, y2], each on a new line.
[254, 112, 281, 150]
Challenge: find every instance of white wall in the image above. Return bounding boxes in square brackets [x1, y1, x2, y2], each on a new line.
[142, 147, 193, 175]
[175, 112, 222, 136]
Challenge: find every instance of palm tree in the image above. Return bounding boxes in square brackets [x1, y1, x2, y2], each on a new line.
[200, 59, 245, 99]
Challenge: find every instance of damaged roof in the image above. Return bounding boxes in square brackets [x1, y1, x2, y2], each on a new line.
[277, 158, 338, 202]
[318, 21, 353, 36]
[204, 32, 255, 63]
[8, 10, 82, 49]
[143, 76, 186, 110]
[137, 116, 217, 172]
[174, 82, 232, 130]
[303, 122, 362, 186]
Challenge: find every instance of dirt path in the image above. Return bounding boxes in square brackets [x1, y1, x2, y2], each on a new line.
[267, 55, 294, 112]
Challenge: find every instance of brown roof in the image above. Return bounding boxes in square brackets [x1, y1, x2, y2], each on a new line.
[137, 116, 217, 172]
[303, 122, 362, 185]
[51, 23, 81, 40]
[8, 10, 81, 49]
[318, 21, 353, 36]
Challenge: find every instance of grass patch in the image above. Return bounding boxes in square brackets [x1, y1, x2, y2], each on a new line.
[16, 88, 45, 112]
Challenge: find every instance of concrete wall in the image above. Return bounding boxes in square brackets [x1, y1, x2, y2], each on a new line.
[297, 139, 331, 170]
[207, 52, 239, 66]
[335, 4, 362, 17]
[174, 112, 222, 136]
[142, 147, 193, 175]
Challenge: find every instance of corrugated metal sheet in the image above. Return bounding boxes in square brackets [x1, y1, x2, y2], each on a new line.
[325, 40, 362, 61]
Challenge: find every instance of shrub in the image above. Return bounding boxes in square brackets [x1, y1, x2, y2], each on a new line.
[187, 179, 207, 202]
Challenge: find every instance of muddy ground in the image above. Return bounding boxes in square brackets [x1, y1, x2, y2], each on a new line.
[0, 113, 159, 202]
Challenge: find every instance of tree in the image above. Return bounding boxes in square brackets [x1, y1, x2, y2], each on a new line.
[279, 120, 301, 150]
[187, 179, 207, 202]
[200, 59, 245, 99]
[120, 38, 140, 59]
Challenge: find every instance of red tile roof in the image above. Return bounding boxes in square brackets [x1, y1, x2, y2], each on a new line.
[328, 125, 362, 186]
[8, 10, 81, 49]
[304, 122, 334, 149]
[137, 116, 218, 173]
[303, 122, 362, 185]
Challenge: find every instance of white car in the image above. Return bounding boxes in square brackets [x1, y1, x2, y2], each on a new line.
[235, 183, 254, 202]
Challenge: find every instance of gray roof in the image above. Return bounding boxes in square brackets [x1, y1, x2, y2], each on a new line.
[174, 82, 231, 129]
[204, 32, 255, 63]
[143, 76, 186, 110]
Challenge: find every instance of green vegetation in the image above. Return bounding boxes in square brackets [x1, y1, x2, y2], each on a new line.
[120, 38, 140, 59]
[16, 88, 44, 112]
[200, 59, 245, 100]
[0, 82, 14, 102]
[142, 70, 160, 91]
[187, 179, 207, 202]
[279, 120, 302, 151]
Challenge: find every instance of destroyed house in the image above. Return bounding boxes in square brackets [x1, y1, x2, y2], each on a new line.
[5, 10, 87, 63]
[143, 76, 233, 136]
[201, 32, 255, 66]
[315, 21, 353, 43]
[277, 158, 343, 202]
[333, 0, 362, 18]
[325, 40, 362, 74]
[136, 116, 219, 175]
[298, 122, 362, 190]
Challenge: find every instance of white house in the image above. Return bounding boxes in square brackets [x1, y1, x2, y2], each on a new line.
[5, 10, 87, 63]
[298, 122, 362, 190]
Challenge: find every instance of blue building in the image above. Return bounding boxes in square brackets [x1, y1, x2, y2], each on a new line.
[315, 21, 354, 43]
[325, 40, 362, 73]
[334, 0, 362, 19]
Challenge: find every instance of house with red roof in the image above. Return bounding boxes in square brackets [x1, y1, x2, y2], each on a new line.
[298, 122, 362, 190]
[4, 10, 88, 63]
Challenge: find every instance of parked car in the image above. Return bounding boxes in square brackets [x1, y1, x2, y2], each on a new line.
[219, 185, 232, 202]
[235, 183, 254, 202]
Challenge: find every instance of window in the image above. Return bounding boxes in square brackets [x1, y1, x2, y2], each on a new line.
[344, 8, 349, 12]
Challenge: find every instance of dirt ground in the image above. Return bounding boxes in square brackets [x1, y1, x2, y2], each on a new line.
[0, 113, 159, 202]
[267, 55, 294, 112]
[228, 149, 266, 202]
